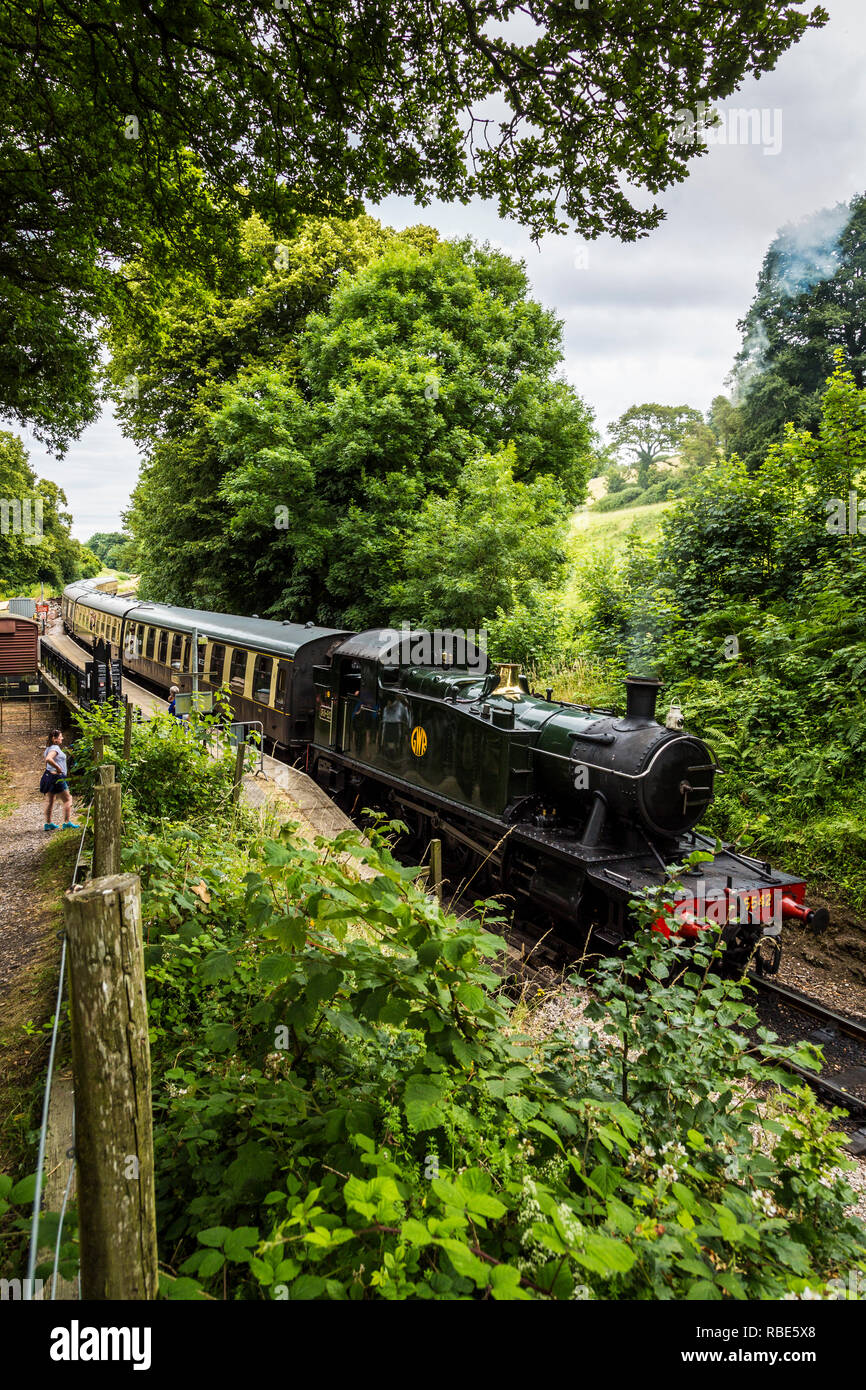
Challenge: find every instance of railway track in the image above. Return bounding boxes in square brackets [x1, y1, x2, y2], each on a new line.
[748, 973, 866, 1133]
[492, 916, 866, 1149]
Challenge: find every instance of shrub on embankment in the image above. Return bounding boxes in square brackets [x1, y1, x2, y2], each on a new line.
[64, 703, 860, 1300]
[131, 818, 866, 1301]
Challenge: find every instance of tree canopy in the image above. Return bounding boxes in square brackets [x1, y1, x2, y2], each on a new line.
[608, 403, 703, 488]
[0, 433, 100, 595]
[0, 0, 826, 450]
[118, 221, 593, 628]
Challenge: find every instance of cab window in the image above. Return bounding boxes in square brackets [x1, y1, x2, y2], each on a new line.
[229, 649, 248, 693]
[253, 654, 273, 704]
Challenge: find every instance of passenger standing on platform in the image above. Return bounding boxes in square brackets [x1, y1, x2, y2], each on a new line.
[167, 686, 182, 719]
[41, 730, 80, 831]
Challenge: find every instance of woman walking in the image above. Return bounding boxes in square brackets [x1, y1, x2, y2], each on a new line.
[41, 729, 80, 831]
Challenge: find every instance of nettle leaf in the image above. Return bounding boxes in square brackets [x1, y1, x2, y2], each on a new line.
[404, 1075, 449, 1131]
[197, 1226, 232, 1248]
[224, 1227, 260, 1262]
[263, 840, 295, 867]
[505, 1094, 539, 1123]
[455, 982, 485, 1013]
[266, 913, 308, 950]
[200, 949, 237, 983]
[528, 1119, 565, 1152]
[324, 1008, 375, 1041]
[205, 1023, 238, 1052]
[574, 1233, 636, 1276]
[259, 954, 295, 983]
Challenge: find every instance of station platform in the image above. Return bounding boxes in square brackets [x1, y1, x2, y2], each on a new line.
[36, 619, 359, 845]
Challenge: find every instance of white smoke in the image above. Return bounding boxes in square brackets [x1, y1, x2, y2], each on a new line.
[768, 202, 849, 299]
[732, 201, 851, 397]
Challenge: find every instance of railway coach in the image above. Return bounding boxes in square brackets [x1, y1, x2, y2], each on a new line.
[62, 582, 350, 756]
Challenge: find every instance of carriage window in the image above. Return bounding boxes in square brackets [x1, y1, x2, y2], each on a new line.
[276, 662, 290, 708]
[145, 628, 155, 659]
[253, 654, 273, 704]
[157, 631, 169, 665]
[229, 649, 248, 692]
[209, 643, 225, 684]
[170, 633, 183, 669]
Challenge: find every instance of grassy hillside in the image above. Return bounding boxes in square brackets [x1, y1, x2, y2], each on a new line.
[563, 499, 671, 624]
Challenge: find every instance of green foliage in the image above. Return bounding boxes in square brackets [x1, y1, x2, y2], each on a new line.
[608, 404, 704, 489]
[0, 1172, 79, 1288]
[0, 2, 824, 444]
[122, 230, 594, 627]
[391, 445, 569, 639]
[128, 815, 865, 1301]
[572, 355, 866, 905]
[0, 432, 100, 596]
[69, 699, 246, 824]
[84, 532, 132, 570]
[592, 485, 646, 512]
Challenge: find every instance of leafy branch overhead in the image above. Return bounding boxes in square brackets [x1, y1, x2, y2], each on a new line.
[0, 0, 826, 447]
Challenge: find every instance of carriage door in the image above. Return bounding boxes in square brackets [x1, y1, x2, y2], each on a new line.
[337, 660, 362, 754]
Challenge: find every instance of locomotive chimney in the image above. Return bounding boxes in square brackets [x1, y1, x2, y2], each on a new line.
[624, 676, 662, 723]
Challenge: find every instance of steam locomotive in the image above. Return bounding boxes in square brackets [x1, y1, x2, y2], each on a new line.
[60, 581, 828, 971]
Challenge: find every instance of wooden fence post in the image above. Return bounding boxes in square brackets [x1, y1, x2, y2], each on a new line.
[93, 767, 122, 877]
[123, 701, 133, 759]
[429, 838, 443, 905]
[231, 739, 246, 805]
[63, 873, 157, 1299]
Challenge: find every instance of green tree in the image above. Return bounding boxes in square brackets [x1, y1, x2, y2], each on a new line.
[0, 1, 826, 448]
[128, 234, 594, 626]
[0, 433, 100, 594]
[85, 532, 130, 566]
[731, 195, 866, 466]
[608, 403, 703, 488]
[389, 445, 568, 632]
[679, 421, 720, 470]
[707, 394, 744, 455]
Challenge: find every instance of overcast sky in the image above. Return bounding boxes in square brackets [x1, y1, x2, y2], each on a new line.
[16, 0, 866, 540]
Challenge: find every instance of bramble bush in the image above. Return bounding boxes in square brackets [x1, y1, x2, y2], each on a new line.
[128, 815, 866, 1301]
[69, 696, 251, 824]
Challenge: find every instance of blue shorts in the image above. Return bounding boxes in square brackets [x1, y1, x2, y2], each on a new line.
[41, 772, 68, 794]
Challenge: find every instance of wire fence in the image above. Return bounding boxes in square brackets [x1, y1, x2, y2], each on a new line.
[23, 799, 92, 1301]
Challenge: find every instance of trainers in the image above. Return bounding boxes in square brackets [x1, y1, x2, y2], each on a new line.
[44, 822, 59, 831]
[62, 822, 82, 830]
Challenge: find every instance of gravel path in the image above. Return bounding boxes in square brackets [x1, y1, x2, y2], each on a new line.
[0, 713, 71, 1003]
